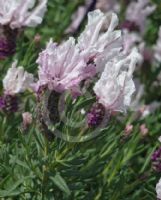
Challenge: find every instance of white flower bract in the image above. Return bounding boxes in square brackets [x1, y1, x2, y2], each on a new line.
[3, 61, 34, 95]
[0, 0, 47, 29]
[77, 9, 122, 72]
[94, 49, 142, 113]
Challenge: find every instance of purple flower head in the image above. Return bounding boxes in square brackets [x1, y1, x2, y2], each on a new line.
[0, 94, 19, 113]
[87, 102, 105, 127]
[4, 94, 19, 112]
[0, 37, 16, 59]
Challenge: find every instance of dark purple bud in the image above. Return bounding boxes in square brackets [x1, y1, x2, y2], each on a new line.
[0, 25, 17, 60]
[87, 102, 106, 128]
[0, 94, 19, 113]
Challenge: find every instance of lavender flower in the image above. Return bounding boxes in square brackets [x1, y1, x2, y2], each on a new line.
[37, 38, 94, 94]
[37, 10, 123, 93]
[93, 49, 142, 113]
[86, 48, 141, 128]
[0, 0, 47, 59]
[3, 95, 19, 112]
[0, 61, 34, 113]
[125, 0, 156, 33]
[77, 10, 122, 72]
[37, 10, 142, 130]
[87, 102, 105, 127]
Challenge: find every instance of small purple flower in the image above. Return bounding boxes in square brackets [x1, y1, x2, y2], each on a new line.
[0, 94, 19, 113]
[5, 94, 19, 112]
[151, 147, 161, 172]
[0, 26, 17, 59]
[87, 102, 105, 127]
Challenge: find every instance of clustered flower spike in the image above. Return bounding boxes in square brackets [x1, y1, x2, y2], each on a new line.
[87, 102, 105, 127]
[154, 27, 161, 63]
[37, 10, 123, 93]
[0, 0, 47, 29]
[93, 48, 142, 113]
[0, 0, 47, 60]
[3, 60, 34, 95]
[126, 0, 156, 33]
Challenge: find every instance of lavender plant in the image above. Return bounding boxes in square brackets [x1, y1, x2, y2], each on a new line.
[0, 0, 161, 199]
